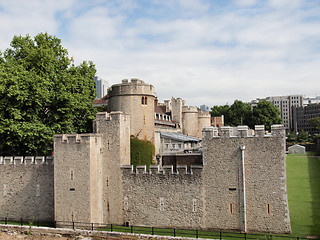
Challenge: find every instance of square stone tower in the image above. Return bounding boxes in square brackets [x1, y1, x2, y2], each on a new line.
[54, 112, 130, 226]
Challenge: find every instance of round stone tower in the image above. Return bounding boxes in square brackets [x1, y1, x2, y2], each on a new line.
[197, 111, 211, 139]
[182, 106, 199, 138]
[107, 78, 155, 143]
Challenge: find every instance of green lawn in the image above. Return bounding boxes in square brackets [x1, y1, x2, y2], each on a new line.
[287, 153, 320, 236]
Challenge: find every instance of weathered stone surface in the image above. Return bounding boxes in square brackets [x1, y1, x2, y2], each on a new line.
[0, 157, 54, 221]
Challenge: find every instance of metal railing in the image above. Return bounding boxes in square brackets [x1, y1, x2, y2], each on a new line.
[0, 217, 317, 240]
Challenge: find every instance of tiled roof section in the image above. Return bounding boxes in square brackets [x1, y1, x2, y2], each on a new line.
[94, 94, 108, 105]
[160, 132, 201, 142]
[155, 105, 167, 114]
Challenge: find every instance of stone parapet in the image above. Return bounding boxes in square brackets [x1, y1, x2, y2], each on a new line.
[121, 165, 202, 175]
[0, 156, 54, 165]
[107, 78, 155, 97]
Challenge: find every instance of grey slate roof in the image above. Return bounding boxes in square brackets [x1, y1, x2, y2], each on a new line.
[160, 132, 201, 142]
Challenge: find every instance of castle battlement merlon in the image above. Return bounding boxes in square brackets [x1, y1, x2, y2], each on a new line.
[182, 106, 198, 113]
[0, 156, 54, 165]
[202, 125, 284, 139]
[121, 164, 202, 175]
[107, 78, 155, 97]
[54, 133, 100, 144]
[197, 111, 211, 118]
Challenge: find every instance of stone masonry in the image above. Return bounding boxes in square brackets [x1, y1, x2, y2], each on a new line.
[0, 113, 291, 234]
[107, 79, 155, 143]
[0, 156, 54, 222]
[121, 125, 291, 234]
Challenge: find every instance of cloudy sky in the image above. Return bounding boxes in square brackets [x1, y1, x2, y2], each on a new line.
[0, 0, 319, 107]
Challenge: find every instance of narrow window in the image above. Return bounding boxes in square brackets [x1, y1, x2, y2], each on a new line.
[145, 97, 147, 105]
[124, 197, 128, 210]
[229, 203, 233, 215]
[36, 184, 40, 197]
[192, 199, 197, 212]
[141, 97, 145, 105]
[107, 201, 110, 212]
[172, 144, 175, 149]
[160, 197, 164, 211]
[3, 184, 7, 196]
[267, 203, 271, 214]
[70, 170, 74, 181]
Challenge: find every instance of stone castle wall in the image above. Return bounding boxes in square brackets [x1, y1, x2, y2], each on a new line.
[0, 156, 54, 222]
[121, 125, 291, 234]
[202, 125, 291, 233]
[54, 134, 103, 224]
[121, 165, 204, 229]
[0, 106, 291, 234]
[94, 112, 131, 225]
[54, 111, 130, 225]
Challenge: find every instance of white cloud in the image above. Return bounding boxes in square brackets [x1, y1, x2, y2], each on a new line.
[234, 0, 258, 7]
[0, 0, 320, 106]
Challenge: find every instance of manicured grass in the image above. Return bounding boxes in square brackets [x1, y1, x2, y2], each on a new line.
[287, 153, 320, 236]
[288, 152, 319, 156]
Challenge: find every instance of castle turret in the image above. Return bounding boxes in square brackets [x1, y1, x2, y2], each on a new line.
[182, 106, 199, 137]
[171, 97, 184, 128]
[107, 78, 155, 143]
[197, 110, 211, 139]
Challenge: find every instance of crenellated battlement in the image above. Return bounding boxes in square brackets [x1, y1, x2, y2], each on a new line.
[182, 106, 198, 113]
[121, 164, 203, 175]
[197, 110, 211, 118]
[202, 124, 285, 138]
[107, 78, 155, 97]
[0, 156, 54, 165]
[54, 133, 99, 144]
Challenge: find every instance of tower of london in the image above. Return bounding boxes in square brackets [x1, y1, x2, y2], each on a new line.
[0, 79, 291, 234]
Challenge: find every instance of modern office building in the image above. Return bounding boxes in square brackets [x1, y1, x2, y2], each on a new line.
[250, 95, 303, 131]
[94, 76, 109, 99]
[293, 103, 320, 134]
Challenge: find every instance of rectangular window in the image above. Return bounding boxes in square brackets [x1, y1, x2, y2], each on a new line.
[229, 203, 233, 215]
[124, 197, 128, 210]
[160, 197, 164, 211]
[172, 144, 175, 149]
[36, 184, 40, 197]
[267, 203, 271, 214]
[165, 144, 169, 149]
[192, 199, 197, 212]
[70, 170, 74, 181]
[178, 144, 182, 149]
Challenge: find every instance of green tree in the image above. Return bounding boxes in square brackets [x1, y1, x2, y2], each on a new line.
[210, 104, 229, 117]
[287, 131, 297, 142]
[228, 100, 253, 127]
[211, 100, 252, 127]
[252, 100, 282, 131]
[308, 117, 320, 132]
[298, 130, 309, 143]
[0, 33, 97, 155]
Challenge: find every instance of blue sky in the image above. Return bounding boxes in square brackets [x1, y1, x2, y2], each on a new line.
[0, 0, 320, 106]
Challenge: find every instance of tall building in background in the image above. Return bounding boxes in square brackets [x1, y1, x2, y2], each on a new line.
[303, 96, 320, 105]
[94, 76, 109, 99]
[200, 104, 210, 112]
[250, 95, 303, 131]
[293, 103, 320, 134]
